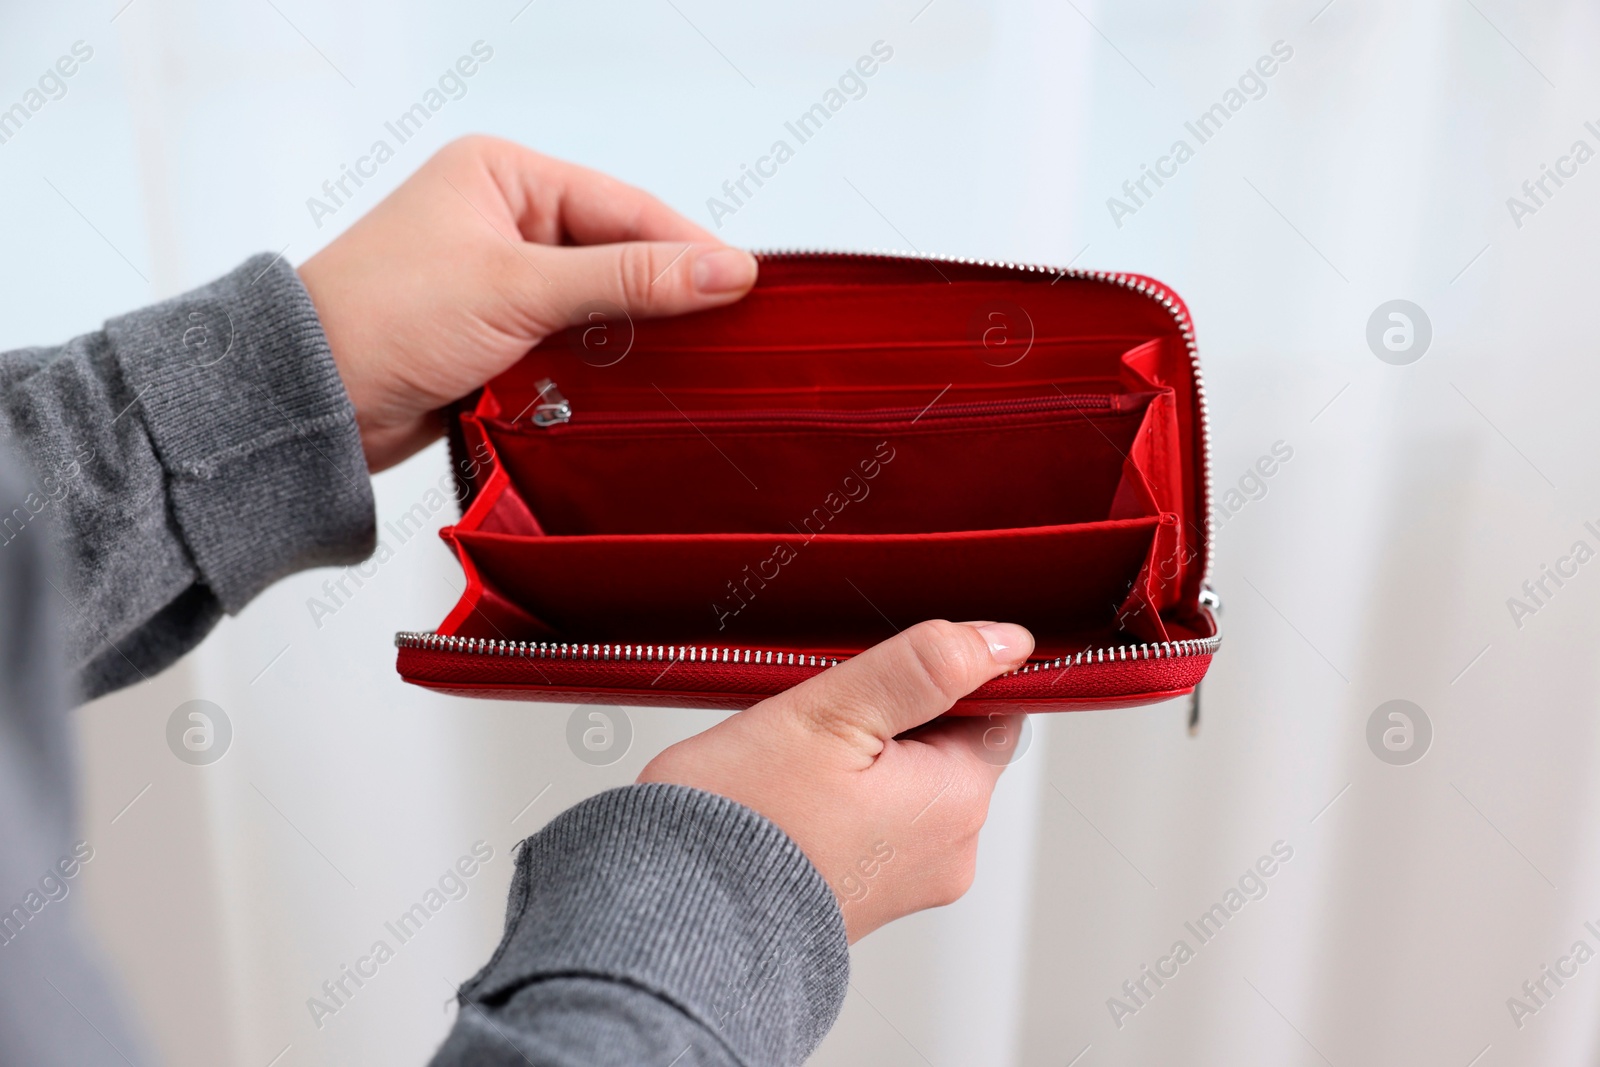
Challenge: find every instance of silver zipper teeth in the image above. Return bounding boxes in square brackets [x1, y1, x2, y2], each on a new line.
[394, 632, 844, 668]
[752, 248, 1215, 590]
[394, 631, 1223, 673]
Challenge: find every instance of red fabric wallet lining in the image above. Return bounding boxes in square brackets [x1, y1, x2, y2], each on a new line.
[490, 376, 1128, 412]
[488, 341, 1149, 415]
[451, 520, 1161, 656]
[481, 393, 1155, 536]
[428, 256, 1211, 672]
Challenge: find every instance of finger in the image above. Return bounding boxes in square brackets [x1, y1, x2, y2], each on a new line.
[766, 620, 1033, 746]
[476, 138, 718, 246]
[905, 714, 1025, 784]
[535, 240, 758, 325]
[548, 159, 720, 245]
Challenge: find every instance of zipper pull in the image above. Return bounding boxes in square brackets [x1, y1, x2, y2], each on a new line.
[1188, 585, 1221, 737]
[532, 379, 572, 427]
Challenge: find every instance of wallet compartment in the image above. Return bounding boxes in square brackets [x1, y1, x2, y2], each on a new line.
[450, 518, 1162, 655]
[478, 390, 1157, 536]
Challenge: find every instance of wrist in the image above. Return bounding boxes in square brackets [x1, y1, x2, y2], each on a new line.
[296, 258, 426, 473]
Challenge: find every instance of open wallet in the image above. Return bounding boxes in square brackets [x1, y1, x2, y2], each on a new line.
[395, 252, 1221, 714]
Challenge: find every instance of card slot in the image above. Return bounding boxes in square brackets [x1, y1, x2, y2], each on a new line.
[494, 378, 1130, 414]
[483, 398, 1153, 535]
[586, 278, 1186, 355]
[678, 282, 1180, 344]
[454, 519, 1161, 651]
[601, 336, 1158, 354]
[485, 340, 1154, 415]
[488, 390, 1140, 434]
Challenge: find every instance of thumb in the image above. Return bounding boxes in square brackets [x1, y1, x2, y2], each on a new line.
[536, 240, 758, 326]
[760, 620, 1034, 749]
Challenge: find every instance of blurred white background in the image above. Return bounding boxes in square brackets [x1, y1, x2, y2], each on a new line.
[5, 0, 1600, 1063]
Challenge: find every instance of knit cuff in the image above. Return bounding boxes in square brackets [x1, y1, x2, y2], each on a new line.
[464, 784, 850, 1067]
[105, 253, 374, 612]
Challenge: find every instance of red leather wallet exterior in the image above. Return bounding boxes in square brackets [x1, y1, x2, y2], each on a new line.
[396, 252, 1219, 713]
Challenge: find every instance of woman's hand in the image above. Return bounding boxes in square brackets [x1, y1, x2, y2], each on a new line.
[298, 135, 758, 472]
[304, 138, 1027, 942]
[639, 620, 1035, 942]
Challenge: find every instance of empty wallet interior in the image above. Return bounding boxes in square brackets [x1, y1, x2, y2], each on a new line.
[437, 256, 1211, 661]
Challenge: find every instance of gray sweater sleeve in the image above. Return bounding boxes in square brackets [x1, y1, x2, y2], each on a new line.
[1, 256, 851, 1065]
[431, 784, 850, 1067]
[0, 452, 153, 1067]
[0, 253, 375, 700]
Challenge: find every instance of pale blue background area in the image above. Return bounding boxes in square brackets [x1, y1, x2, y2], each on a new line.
[4, 1, 1600, 1064]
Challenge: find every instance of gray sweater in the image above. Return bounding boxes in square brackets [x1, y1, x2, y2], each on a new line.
[0, 255, 848, 1066]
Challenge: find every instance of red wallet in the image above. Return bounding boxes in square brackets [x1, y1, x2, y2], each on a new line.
[395, 252, 1220, 714]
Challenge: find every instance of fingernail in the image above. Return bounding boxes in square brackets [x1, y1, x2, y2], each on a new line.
[974, 623, 1032, 667]
[693, 248, 758, 294]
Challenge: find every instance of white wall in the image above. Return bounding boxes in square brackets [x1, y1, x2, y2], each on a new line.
[6, 0, 1600, 1063]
